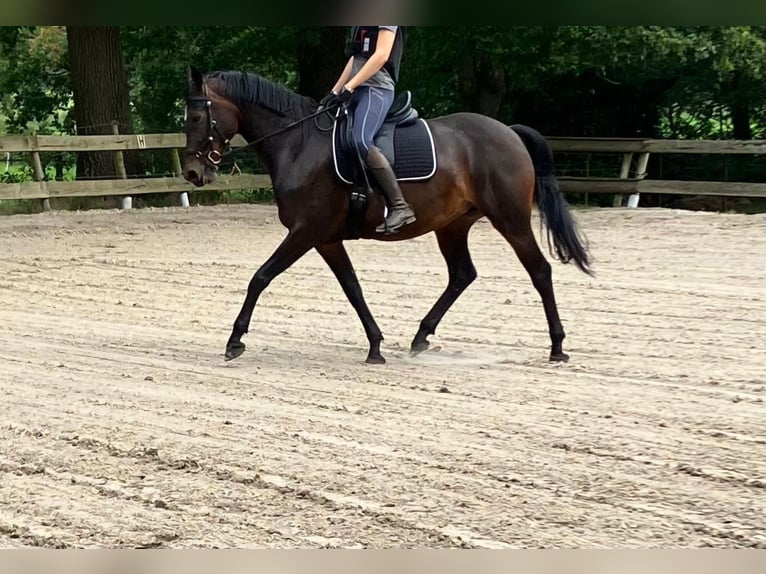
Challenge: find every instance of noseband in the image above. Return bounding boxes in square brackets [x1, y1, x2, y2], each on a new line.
[186, 85, 231, 169]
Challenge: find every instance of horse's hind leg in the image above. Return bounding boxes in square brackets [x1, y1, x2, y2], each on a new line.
[489, 216, 568, 362]
[411, 214, 480, 355]
[316, 242, 385, 364]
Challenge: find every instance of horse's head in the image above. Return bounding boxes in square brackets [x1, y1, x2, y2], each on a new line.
[182, 66, 240, 187]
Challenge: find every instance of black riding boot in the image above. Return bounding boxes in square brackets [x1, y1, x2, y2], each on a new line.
[366, 146, 416, 234]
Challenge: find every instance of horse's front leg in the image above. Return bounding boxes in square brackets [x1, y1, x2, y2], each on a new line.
[225, 229, 313, 360]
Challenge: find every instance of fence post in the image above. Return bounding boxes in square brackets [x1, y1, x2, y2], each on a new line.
[170, 148, 189, 208]
[111, 121, 131, 210]
[628, 152, 650, 208]
[31, 147, 51, 212]
[612, 152, 633, 207]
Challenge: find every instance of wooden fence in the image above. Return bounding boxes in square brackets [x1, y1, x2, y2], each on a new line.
[547, 137, 766, 207]
[0, 130, 268, 211]
[1, 131, 764, 210]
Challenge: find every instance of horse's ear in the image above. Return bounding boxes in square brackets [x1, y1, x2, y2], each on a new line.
[188, 65, 204, 94]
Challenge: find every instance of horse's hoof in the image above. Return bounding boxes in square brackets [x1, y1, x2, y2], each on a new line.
[225, 341, 246, 361]
[410, 339, 430, 356]
[549, 352, 569, 363]
[366, 353, 386, 365]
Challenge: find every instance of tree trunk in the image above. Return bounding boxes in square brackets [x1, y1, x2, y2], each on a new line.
[66, 26, 143, 179]
[458, 43, 505, 119]
[728, 72, 753, 140]
[730, 102, 752, 140]
[297, 27, 349, 101]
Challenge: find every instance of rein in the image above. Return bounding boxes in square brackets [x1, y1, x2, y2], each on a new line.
[187, 84, 341, 168]
[222, 104, 340, 160]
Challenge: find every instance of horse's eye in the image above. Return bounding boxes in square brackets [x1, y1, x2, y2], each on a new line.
[191, 115, 202, 123]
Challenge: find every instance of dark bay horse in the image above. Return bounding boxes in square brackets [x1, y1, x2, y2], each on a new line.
[181, 66, 592, 364]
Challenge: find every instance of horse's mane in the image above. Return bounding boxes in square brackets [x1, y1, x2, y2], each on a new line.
[203, 70, 314, 116]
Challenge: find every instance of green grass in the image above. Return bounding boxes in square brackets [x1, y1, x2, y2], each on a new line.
[0, 199, 46, 216]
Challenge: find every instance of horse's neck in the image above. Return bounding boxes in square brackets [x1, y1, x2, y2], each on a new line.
[239, 106, 306, 177]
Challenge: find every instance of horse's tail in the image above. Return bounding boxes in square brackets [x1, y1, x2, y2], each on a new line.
[509, 123, 593, 276]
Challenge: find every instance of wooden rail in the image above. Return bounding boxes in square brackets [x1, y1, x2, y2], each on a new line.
[555, 177, 766, 198]
[546, 137, 766, 207]
[1, 133, 764, 209]
[0, 133, 187, 153]
[0, 132, 265, 209]
[0, 173, 272, 201]
[546, 137, 766, 155]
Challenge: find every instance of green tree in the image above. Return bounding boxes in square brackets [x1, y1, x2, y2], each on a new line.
[0, 27, 73, 181]
[0, 26, 71, 135]
[2, 26, 764, 188]
[297, 27, 348, 101]
[122, 26, 298, 135]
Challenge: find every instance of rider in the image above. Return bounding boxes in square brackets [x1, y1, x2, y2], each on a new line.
[319, 26, 416, 234]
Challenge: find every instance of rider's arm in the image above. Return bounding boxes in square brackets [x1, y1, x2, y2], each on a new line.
[331, 56, 355, 94]
[343, 28, 395, 91]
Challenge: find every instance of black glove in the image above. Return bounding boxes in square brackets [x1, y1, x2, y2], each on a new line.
[318, 90, 340, 110]
[337, 86, 354, 104]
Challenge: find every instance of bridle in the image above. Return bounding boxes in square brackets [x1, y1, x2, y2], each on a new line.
[185, 84, 232, 169]
[185, 82, 343, 169]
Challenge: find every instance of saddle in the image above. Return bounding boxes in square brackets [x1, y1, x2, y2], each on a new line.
[336, 90, 420, 168]
[331, 91, 437, 239]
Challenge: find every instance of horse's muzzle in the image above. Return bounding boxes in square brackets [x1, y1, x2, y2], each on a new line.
[182, 158, 217, 187]
[183, 167, 206, 187]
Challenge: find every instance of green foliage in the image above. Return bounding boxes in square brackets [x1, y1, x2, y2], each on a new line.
[122, 26, 299, 134]
[399, 26, 765, 140]
[653, 26, 766, 139]
[3, 26, 763, 139]
[1, 163, 33, 183]
[0, 26, 72, 135]
[0, 26, 764, 215]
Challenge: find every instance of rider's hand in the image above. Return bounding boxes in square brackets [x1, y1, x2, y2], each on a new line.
[318, 90, 340, 110]
[337, 86, 354, 104]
